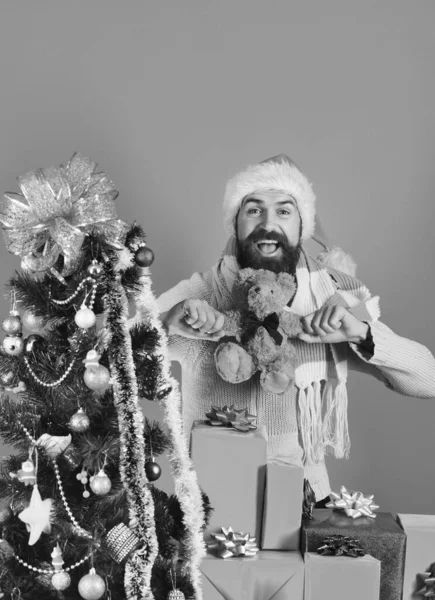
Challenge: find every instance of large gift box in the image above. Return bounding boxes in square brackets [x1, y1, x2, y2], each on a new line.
[301, 508, 406, 600]
[397, 514, 435, 599]
[304, 552, 381, 600]
[200, 550, 304, 600]
[190, 421, 267, 541]
[261, 458, 303, 550]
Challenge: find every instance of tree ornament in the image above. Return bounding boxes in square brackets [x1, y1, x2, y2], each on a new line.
[2, 314, 22, 335]
[22, 310, 45, 333]
[37, 433, 72, 460]
[18, 484, 53, 545]
[83, 350, 110, 391]
[24, 334, 45, 354]
[0, 371, 16, 387]
[0, 505, 14, 525]
[61, 444, 83, 470]
[51, 543, 71, 591]
[69, 408, 90, 432]
[145, 457, 161, 482]
[104, 523, 141, 563]
[0, 538, 14, 560]
[134, 245, 154, 267]
[89, 469, 112, 495]
[87, 259, 104, 279]
[76, 467, 91, 498]
[14, 458, 37, 486]
[168, 591, 185, 600]
[75, 305, 96, 329]
[5, 381, 26, 394]
[78, 568, 106, 600]
[2, 336, 24, 356]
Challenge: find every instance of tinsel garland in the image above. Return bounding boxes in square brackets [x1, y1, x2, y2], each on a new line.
[131, 273, 206, 600]
[103, 269, 158, 600]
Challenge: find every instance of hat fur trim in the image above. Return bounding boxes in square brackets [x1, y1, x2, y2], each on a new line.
[223, 155, 316, 240]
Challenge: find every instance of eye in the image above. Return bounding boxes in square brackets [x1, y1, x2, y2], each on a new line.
[247, 208, 261, 215]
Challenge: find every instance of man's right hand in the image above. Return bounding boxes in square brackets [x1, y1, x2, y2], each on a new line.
[160, 299, 226, 341]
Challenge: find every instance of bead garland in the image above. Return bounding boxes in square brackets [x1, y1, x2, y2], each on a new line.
[52, 461, 93, 539]
[13, 551, 92, 574]
[50, 278, 98, 306]
[24, 355, 77, 388]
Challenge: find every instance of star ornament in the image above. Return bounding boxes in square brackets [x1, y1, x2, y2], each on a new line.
[207, 526, 259, 559]
[18, 485, 53, 545]
[417, 563, 435, 597]
[205, 405, 257, 432]
[326, 485, 380, 519]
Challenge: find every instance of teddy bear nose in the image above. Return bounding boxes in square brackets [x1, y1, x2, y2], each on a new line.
[254, 286, 260, 292]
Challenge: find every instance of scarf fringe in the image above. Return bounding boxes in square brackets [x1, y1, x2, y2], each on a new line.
[299, 380, 351, 465]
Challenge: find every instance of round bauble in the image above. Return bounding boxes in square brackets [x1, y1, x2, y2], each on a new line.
[145, 458, 161, 482]
[84, 365, 110, 391]
[0, 505, 13, 525]
[90, 469, 112, 495]
[78, 569, 106, 600]
[0, 371, 16, 386]
[75, 307, 96, 329]
[168, 591, 186, 600]
[24, 334, 45, 354]
[52, 571, 71, 591]
[2, 315, 22, 335]
[87, 261, 104, 279]
[69, 408, 90, 433]
[22, 310, 45, 332]
[134, 246, 154, 267]
[2, 336, 24, 356]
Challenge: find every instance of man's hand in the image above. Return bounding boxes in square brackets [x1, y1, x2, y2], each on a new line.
[160, 299, 226, 341]
[298, 305, 369, 344]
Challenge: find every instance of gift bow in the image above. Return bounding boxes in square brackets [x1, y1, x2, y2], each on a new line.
[241, 311, 283, 346]
[317, 534, 366, 558]
[205, 405, 257, 432]
[207, 527, 259, 559]
[326, 485, 379, 519]
[0, 152, 128, 276]
[417, 562, 435, 597]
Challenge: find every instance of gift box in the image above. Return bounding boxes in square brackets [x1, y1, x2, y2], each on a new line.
[397, 514, 435, 599]
[261, 458, 303, 550]
[200, 550, 304, 600]
[190, 420, 267, 541]
[301, 508, 406, 600]
[304, 552, 381, 600]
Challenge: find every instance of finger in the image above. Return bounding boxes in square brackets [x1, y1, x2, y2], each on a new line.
[329, 306, 346, 330]
[206, 312, 225, 334]
[198, 305, 220, 334]
[298, 332, 323, 344]
[183, 300, 200, 325]
[319, 306, 337, 334]
[311, 307, 333, 336]
[189, 303, 208, 329]
[301, 314, 316, 335]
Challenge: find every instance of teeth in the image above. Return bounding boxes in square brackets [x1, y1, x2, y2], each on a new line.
[257, 240, 278, 244]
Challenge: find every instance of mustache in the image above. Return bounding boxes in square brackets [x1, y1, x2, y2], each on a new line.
[245, 228, 289, 245]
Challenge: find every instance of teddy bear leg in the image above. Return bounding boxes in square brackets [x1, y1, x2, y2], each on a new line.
[215, 342, 257, 384]
[260, 356, 295, 395]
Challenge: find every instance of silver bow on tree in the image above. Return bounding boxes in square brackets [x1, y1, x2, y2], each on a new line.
[326, 485, 380, 519]
[0, 152, 129, 278]
[207, 526, 259, 559]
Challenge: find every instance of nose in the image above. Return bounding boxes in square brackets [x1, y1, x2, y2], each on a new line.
[260, 208, 278, 231]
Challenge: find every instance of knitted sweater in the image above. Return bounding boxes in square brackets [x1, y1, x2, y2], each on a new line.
[157, 268, 435, 500]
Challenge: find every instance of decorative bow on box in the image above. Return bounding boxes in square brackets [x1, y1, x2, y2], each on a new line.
[207, 526, 259, 559]
[0, 152, 129, 278]
[205, 405, 257, 432]
[317, 534, 366, 558]
[326, 485, 379, 519]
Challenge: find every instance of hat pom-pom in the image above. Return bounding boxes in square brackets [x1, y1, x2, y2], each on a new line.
[316, 246, 357, 277]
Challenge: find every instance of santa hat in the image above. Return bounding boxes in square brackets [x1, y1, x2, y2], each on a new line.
[223, 153, 357, 276]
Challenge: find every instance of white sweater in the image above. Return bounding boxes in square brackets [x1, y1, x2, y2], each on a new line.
[158, 270, 435, 500]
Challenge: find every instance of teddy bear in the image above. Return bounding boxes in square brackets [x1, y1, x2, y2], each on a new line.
[214, 268, 303, 394]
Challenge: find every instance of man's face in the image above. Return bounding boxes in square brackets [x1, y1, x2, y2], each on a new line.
[235, 190, 302, 274]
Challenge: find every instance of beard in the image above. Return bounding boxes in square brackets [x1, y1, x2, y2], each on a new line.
[236, 228, 302, 275]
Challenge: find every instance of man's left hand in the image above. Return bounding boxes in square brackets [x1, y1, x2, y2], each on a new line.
[298, 305, 369, 344]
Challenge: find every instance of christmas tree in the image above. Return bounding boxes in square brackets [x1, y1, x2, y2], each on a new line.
[0, 153, 209, 600]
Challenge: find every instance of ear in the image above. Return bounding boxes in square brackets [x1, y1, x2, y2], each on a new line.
[238, 268, 257, 286]
[277, 272, 296, 291]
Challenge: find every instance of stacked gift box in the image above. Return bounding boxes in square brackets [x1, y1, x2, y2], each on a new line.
[190, 409, 435, 600]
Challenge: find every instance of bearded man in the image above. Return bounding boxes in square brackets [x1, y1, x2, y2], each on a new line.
[158, 154, 435, 503]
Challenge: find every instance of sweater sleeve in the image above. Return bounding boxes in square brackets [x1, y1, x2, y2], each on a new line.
[348, 320, 435, 399]
[156, 271, 215, 364]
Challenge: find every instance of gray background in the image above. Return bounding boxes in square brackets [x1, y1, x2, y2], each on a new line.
[0, 1, 434, 513]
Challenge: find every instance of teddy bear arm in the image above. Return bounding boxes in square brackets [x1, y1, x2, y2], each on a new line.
[223, 310, 243, 338]
[279, 312, 303, 338]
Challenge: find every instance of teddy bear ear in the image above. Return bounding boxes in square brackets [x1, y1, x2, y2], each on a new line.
[238, 268, 257, 285]
[277, 271, 296, 289]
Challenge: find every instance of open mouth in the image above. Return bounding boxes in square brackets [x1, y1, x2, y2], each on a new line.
[256, 239, 280, 256]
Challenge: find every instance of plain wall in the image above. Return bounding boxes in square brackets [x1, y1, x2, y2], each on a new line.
[0, 1, 434, 513]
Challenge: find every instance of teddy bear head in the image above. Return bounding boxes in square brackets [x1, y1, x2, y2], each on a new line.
[235, 268, 297, 320]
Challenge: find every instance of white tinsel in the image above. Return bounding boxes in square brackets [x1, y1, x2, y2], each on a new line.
[131, 274, 206, 600]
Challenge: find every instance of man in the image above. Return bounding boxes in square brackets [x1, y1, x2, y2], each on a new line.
[158, 154, 435, 503]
